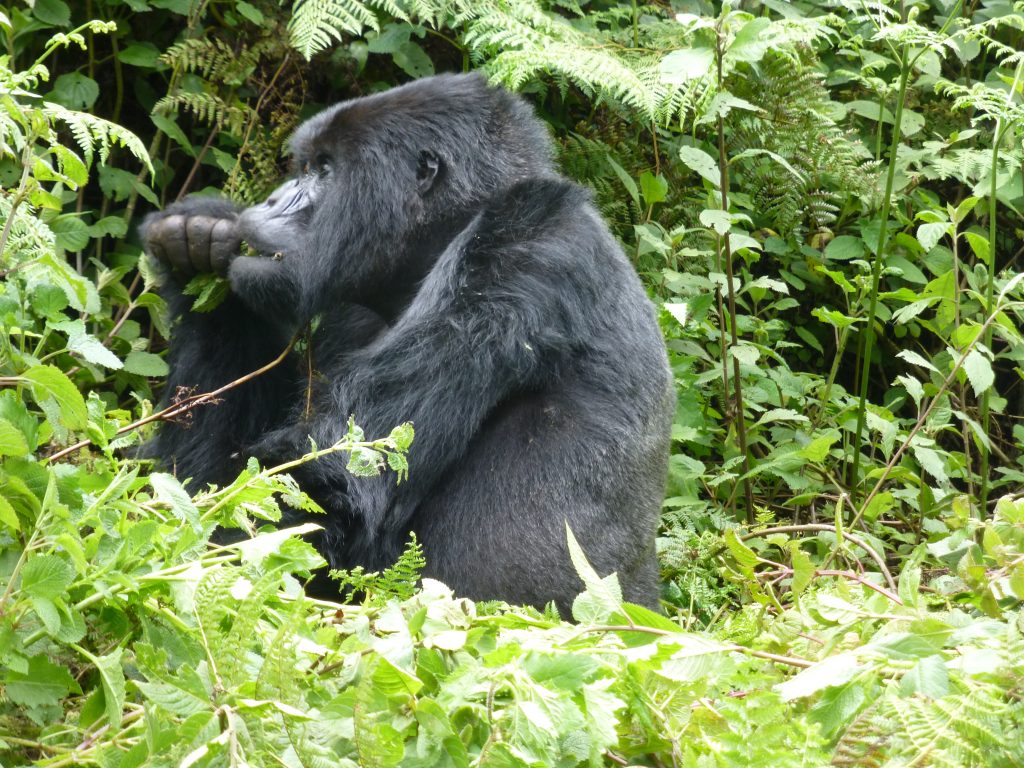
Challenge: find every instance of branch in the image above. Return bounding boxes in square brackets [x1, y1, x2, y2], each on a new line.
[45, 337, 297, 463]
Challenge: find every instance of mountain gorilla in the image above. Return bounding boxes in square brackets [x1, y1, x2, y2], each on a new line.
[142, 73, 673, 610]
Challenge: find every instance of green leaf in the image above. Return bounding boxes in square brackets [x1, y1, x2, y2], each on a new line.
[799, 434, 838, 463]
[660, 47, 714, 83]
[3, 656, 79, 708]
[824, 235, 864, 261]
[916, 221, 949, 252]
[78, 647, 126, 728]
[236, 0, 264, 23]
[393, 41, 434, 78]
[964, 231, 990, 265]
[724, 529, 758, 571]
[606, 155, 639, 205]
[0, 418, 29, 456]
[0, 496, 20, 532]
[49, 215, 91, 252]
[727, 17, 771, 63]
[117, 42, 162, 67]
[32, 0, 70, 26]
[23, 365, 89, 430]
[149, 473, 200, 528]
[912, 444, 948, 485]
[639, 171, 668, 205]
[790, 544, 813, 598]
[151, 114, 196, 157]
[50, 73, 100, 110]
[962, 349, 994, 398]
[777, 653, 860, 701]
[899, 655, 950, 698]
[52, 320, 123, 370]
[122, 351, 169, 377]
[678, 146, 720, 187]
[21, 554, 74, 600]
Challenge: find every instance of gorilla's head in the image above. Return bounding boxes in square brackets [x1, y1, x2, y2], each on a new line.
[233, 73, 555, 321]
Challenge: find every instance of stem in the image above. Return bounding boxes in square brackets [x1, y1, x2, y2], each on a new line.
[850, 53, 911, 499]
[978, 58, 1024, 517]
[44, 337, 297, 463]
[714, 21, 754, 523]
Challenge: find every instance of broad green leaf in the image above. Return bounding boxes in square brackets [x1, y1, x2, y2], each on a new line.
[913, 444, 948, 485]
[777, 653, 860, 701]
[678, 146, 720, 187]
[23, 365, 89, 430]
[639, 171, 668, 205]
[660, 47, 714, 83]
[724, 529, 758, 571]
[149, 473, 200, 528]
[3, 656, 78, 708]
[77, 647, 126, 728]
[53, 320, 123, 370]
[0, 496, 19, 531]
[664, 301, 688, 325]
[916, 221, 949, 252]
[896, 349, 940, 373]
[123, 351, 169, 377]
[21, 555, 74, 600]
[964, 231, 990, 265]
[899, 655, 950, 698]
[117, 42, 162, 67]
[824, 235, 864, 261]
[0, 418, 29, 456]
[50, 73, 99, 110]
[962, 349, 994, 397]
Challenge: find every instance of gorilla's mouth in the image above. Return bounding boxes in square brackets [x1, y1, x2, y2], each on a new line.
[241, 241, 285, 261]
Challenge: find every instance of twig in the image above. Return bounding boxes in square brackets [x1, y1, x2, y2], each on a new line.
[740, 523, 896, 592]
[45, 337, 296, 463]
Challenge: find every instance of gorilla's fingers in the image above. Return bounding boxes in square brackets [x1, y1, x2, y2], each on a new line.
[210, 218, 241, 276]
[186, 216, 215, 273]
[155, 215, 194, 275]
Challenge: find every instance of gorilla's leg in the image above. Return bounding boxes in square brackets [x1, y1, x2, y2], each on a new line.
[410, 388, 662, 613]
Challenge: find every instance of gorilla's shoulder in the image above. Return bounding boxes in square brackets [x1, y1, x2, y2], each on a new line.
[475, 177, 595, 248]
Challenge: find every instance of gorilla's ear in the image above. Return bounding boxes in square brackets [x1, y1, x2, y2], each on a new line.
[417, 150, 442, 195]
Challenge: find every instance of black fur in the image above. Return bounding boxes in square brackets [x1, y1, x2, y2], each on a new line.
[142, 73, 673, 610]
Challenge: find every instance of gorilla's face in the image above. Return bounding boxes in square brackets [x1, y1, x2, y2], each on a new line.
[236, 152, 333, 261]
[225, 73, 554, 324]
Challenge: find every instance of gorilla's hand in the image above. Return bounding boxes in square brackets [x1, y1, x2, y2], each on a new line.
[143, 208, 242, 277]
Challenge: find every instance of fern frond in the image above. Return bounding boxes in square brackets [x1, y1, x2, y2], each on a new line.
[42, 103, 152, 173]
[289, 0, 382, 60]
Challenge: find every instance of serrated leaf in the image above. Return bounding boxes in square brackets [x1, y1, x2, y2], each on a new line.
[53, 320, 122, 369]
[21, 554, 75, 600]
[777, 653, 860, 701]
[79, 647, 126, 728]
[0, 496, 19, 531]
[896, 349, 940, 373]
[913, 444, 948, 485]
[916, 221, 949, 252]
[149, 472, 200, 528]
[23, 365, 88, 430]
[679, 146, 720, 187]
[660, 47, 714, 83]
[899, 655, 949, 698]
[122, 351, 168, 377]
[4, 656, 78, 708]
[962, 348, 994, 397]
[724, 529, 758, 571]
[0, 417, 29, 456]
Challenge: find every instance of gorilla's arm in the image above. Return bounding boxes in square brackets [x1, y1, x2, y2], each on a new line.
[142, 197, 300, 488]
[272, 180, 597, 541]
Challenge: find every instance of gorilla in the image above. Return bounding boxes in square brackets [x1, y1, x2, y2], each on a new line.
[142, 73, 673, 610]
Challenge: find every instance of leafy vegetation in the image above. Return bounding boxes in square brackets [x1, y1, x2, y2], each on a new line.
[2, 0, 1024, 765]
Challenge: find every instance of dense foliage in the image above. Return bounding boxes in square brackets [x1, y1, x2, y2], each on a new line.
[1, 0, 1024, 765]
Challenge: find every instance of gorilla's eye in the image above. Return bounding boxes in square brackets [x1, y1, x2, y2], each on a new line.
[312, 154, 332, 177]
